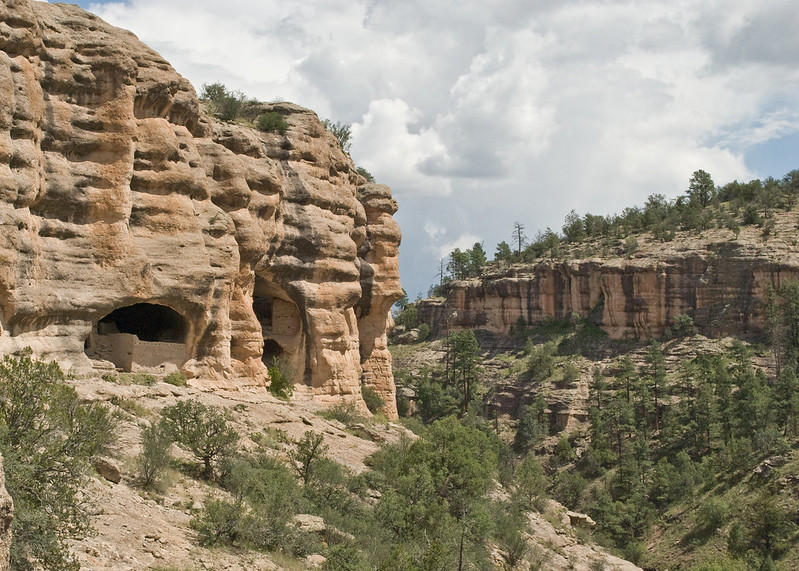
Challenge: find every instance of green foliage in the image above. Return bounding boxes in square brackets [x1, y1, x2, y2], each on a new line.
[695, 497, 729, 533]
[369, 417, 497, 566]
[745, 492, 795, 557]
[394, 303, 418, 330]
[200, 82, 248, 121]
[267, 358, 293, 400]
[322, 400, 366, 426]
[163, 371, 187, 386]
[355, 166, 375, 182]
[447, 330, 483, 412]
[416, 323, 431, 342]
[290, 430, 329, 485]
[192, 497, 245, 547]
[323, 543, 371, 571]
[494, 240, 513, 262]
[200, 452, 305, 553]
[513, 454, 548, 509]
[552, 471, 587, 509]
[137, 420, 173, 491]
[256, 111, 289, 134]
[362, 386, 385, 414]
[160, 399, 239, 480]
[323, 119, 352, 152]
[0, 350, 116, 570]
[687, 169, 716, 207]
[115, 372, 157, 385]
[445, 242, 490, 280]
[623, 235, 638, 256]
[670, 314, 695, 337]
[415, 372, 459, 423]
[526, 340, 557, 380]
[513, 395, 548, 452]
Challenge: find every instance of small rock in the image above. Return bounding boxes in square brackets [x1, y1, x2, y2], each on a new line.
[94, 457, 122, 483]
[567, 511, 596, 528]
[393, 330, 419, 344]
[291, 514, 326, 533]
[306, 554, 327, 568]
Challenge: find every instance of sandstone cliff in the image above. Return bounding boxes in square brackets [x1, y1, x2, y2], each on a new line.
[0, 1, 401, 414]
[418, 220, 799, 340]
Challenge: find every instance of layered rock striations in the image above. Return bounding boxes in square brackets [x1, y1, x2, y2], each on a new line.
[419, 225, 799, 340]
[0, 1, 402, 412]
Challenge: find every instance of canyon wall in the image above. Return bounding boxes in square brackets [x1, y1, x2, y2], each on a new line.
[0, 0, 401, 414]
[419, 234, 799, 340]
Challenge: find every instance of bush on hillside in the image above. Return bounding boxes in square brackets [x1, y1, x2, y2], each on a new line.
[0, 350, 117, 570]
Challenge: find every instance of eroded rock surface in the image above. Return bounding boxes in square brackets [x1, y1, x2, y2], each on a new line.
[419, 222, 799, 340]
[0, 1, 401, 412]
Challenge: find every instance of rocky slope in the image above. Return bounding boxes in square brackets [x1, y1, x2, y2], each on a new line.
[58, 376, 637, 571]
[0, 0, 401, 413]
[418, 217, 799, 341]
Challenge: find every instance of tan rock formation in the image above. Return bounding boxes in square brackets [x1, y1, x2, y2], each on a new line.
[419, 224, 799, 340]
[0, 1, 402, 413]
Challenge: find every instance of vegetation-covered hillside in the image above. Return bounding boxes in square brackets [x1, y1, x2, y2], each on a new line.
[390, 167, 799, 570]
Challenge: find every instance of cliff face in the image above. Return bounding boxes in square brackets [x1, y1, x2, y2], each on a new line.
[0, 1, 402, 413]
[419, 224, 799, 340]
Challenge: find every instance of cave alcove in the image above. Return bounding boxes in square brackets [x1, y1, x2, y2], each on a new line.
[85, 302, 190, 372]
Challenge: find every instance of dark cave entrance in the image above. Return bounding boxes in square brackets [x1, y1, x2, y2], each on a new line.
[253, 296, 274, 331]
[86, 303, 190, 372]
[97, 303, 189, 342]
[262, 339, 284, 366]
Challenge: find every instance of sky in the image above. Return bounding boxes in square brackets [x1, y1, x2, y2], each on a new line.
[65, 0, 799, 298]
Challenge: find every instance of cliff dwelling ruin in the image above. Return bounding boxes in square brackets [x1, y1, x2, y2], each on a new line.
[85, 303, 189, 373]
[253, 277, 304, 373]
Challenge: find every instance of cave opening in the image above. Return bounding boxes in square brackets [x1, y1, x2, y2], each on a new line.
[253, 296, 274, 330]
[97, 303, 188, 342]
[86, 303, 189, 372]
[262, 339, 284, 365]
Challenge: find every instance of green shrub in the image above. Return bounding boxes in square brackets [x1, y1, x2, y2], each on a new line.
[137, 420, 173, 491]
[670, 314, 695, 337]
[356, 166, 374, 182]
[289, 430, 329, 486]
[322, 119, 352, 152]
[322, 400, 365, 426]
[200, 82, 247, 121]
[323, 543, 371, 570]
[257, 111, 289, 135]
[163, 371, 187, 386]
[396, 393, 410, 417]
[0, 350, 117, 570]
[267, 359, 293, 400]
[514, 454, 548, 509]
[192, 497, 245, 547]
[696, 497, 729, 532]
[161, 399, 239, 480]
[416, 322, 430, 342]
[623, 235, 639, 256]
[110, 395, 150, 418]
[552, 471, 587, 509]
[216, 453, 304, 551]
[118, 372, 157, 386]
[362, 386, 385, 414]
[394, 304, 418, 330]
